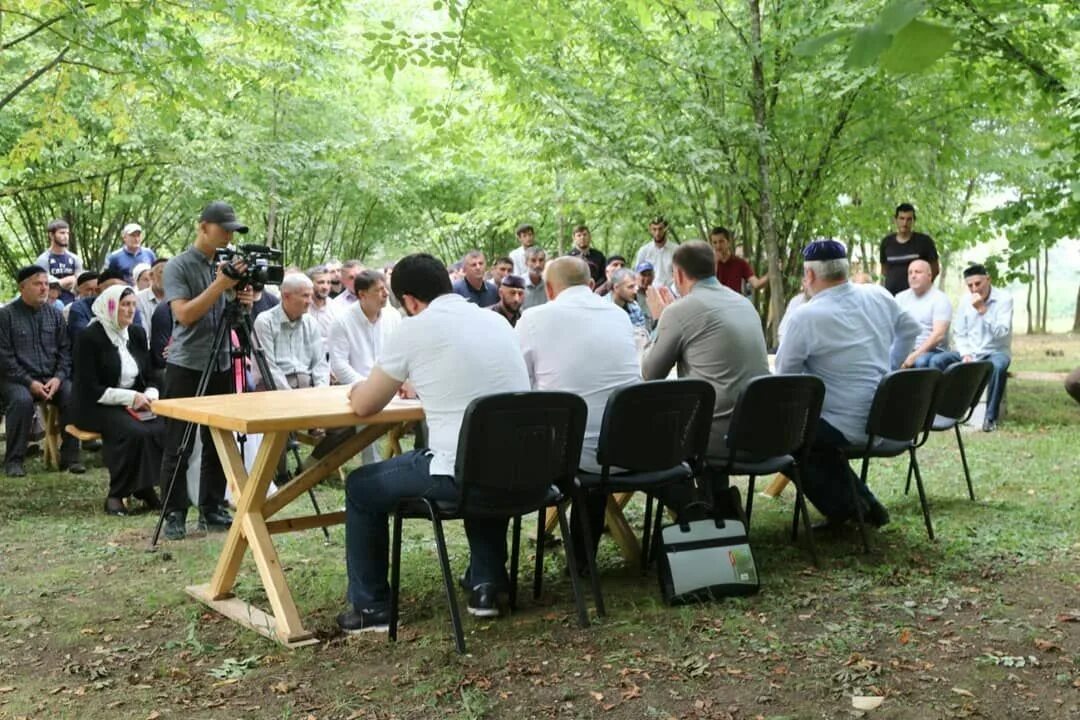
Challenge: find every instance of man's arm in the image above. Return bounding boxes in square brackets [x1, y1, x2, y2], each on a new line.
[328, 319, 361, 385]
[515, 317, 538, 388]
[348, 367, 402, 417]
[904, 320, 949, 368]
[309, 324, 330, 387]
[0, 310, 33, 387]
[748, 272, 769, 291]
[890, 304, 922, 370]
[641, 305, 682, 380]
[170, 261, 242, 328]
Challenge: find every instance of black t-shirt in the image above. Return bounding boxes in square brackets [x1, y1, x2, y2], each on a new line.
[879, 232, 938, 295]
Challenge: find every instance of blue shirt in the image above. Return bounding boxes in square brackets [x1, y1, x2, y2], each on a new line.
[451, 277, 499, 308]
[105, 246, 157, 284]
[35, 250, 83, 305]
[776, 282, 920, 443]
[953, 288, 1012, 358]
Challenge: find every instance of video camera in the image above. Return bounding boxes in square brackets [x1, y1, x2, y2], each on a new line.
[215, 244, 285, 290]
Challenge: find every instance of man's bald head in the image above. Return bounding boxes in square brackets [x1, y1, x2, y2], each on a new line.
[907, 259, 933, 294]
[543, 256, 591, 298]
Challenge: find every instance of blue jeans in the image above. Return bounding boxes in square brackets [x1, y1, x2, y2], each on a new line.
[800, 419, 881, 522]
[345, 449, 509, 612]
[914, 350, 947, 368]
[931, 351, 1011, 423]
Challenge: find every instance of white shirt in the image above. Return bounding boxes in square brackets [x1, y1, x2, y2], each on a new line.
[376, 294, 529, 477]
[252, 303, 329, 390]
[776, 282, 921, 443]
[634, 240, 679, 287]
[895, 286, 952, 352]
[516, 285, 640, 473]
[509, 246, 529, 277]
[134, 287, 162, 338]
[308, 298, 341, 344]
[329, 303, 401, 385]
[953, 288, 1012, 357]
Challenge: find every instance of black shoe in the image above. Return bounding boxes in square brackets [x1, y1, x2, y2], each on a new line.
[981, 419, 997, 432]
[83, 439, 103, 452]
[4, 462, 26, 478]
[104, 498, 128, 517]
[133, 488, 162, 512]
[336, 607, 390, 634]
[164, 510, 187, 540]
[467, 583, 501, 618]
[60, 462, 86, 475]
[866, 500, 890, 528]
[198, 508, 232, 532]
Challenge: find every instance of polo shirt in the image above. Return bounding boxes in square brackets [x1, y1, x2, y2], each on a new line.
[715, 255, 753, 294]
[452, 277, 499, 307]
[105, 246, 157, 284]
[516, 285, 640, 472]
[328, 303, 401, 384]
[162, 245, 229, 372]
[895, 286, 952, 352]
[509, 246, 529, 277]
[376, 294, 529, 477]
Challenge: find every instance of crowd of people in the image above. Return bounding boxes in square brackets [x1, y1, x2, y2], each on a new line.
[0, 198, 1053, 632]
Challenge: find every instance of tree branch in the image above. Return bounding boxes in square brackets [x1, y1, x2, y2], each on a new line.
[0, 45, 70, 113]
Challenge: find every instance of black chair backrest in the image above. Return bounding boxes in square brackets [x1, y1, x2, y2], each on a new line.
[725, 374, 826, 458]
[595, 379, 715, 472]
[934, 360, 993, 422]
[454, 391, 587, 517]
[865, 369, 942, 442]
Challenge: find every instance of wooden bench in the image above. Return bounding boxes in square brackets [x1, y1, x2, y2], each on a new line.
[65, 424, 102, 443]
[41, 404, 63, 470]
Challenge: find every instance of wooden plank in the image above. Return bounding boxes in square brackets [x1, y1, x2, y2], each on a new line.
[242, 509, 309, 643]
[64, 425, 101, 442]
[186, 584, 317, 648]
[42, 404, 61, 470]
[265, 511, 345, 535]
[605, 493, 640, 564]
[210, 427, 249, 503]
[761, 473, 790, 498]
[152, 386, 423, 434]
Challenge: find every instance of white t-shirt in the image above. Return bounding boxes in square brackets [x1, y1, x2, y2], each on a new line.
[516, 285, 640, 472]
[895, 286, 952, 352]
[376, 293, 529, 477]
[509, 246, 529, 277]
[634, 240, 679, 287]
[329, 303, 401, 385]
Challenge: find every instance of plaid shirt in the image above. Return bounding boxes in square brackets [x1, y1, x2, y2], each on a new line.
[0, 299, 71, 386]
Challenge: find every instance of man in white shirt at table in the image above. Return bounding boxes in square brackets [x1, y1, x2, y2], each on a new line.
[516, 256, 640, 571]
[338, 253, 529, 633]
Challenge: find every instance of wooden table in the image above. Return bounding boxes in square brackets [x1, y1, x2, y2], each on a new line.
[153, 386, 423, 648]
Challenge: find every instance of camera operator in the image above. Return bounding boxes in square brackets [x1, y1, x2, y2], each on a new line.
[158, 201, 254, 541]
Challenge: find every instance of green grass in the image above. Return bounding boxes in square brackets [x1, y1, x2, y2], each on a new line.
[0, 334, 1078, 719]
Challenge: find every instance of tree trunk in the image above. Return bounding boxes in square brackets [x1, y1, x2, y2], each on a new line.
[1041, 246, 1049, 331]
[747, 0, 784, 346]
[1025, 259, 1033, 334]
[1034, 252, 1042, 333]
[1073, 282, 1080, 332]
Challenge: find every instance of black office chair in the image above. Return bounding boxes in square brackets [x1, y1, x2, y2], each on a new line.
[841, 369, 942, 551]
[905, 360, 992, 501]
[717, 375, 826, 564]
[388, 391, 589, 654]
[567, 379, 714, 597]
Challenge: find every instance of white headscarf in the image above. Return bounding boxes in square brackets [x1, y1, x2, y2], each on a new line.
[90, 284, 134, 348]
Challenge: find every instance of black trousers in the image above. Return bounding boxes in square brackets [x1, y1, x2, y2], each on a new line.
[1, 380, 78, 466]
[99, 406, 166, 500]
[158, 364, 233, 514]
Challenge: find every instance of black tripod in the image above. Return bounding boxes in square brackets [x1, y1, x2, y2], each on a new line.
[148, 297, 328, 550]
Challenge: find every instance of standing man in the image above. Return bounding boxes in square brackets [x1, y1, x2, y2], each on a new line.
[516, 256, 640, 571]
[776, 240, 921, 529]
[879, 203, 939, 295]
[452, 250, 499, 307]
[0, 266, 83, 476]
[338, 254, 529, 631]
[634, 216, 678, 288]
[329, 270, 401, 385]
[306, 264, 340, 344]
[105, 223, 157, 284]
[931, 264, 1013, 432]
[568, 224, 606, 286]
[253, 273, 329, 391]
[35, 219, 83, 305]
[489, 275, 526, 327]
[332, 260, 364, 308]
[895, 259, 952, 368]
[710, 227, 767, 295]
[522, 247, 548, 310]
[135, 258, 168, 336]
[489, 257, 514, 288]
[158, 201, 254, 541]
[509, 223, 536, 277]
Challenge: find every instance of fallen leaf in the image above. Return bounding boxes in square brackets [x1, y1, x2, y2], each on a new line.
[898, 629, 911, 645]
[147, 712, 161, 720]
[590, 691, 604, 702]
[0, 687, 15, 693]
[1033, 639, 1060, 652]
[852, 695, 884, 710]
[270, 681, 296, 694]
[951, 687, 975, 698]
[1055, 611, 1080, 623]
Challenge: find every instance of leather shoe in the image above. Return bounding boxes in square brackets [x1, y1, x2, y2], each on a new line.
[198, 508, 232, 532]
[4, 462, 26, 478]
[866, 499, 890, 528]
[164, 510, 186, 540]
[336, 607, 390, 634]
[467, 583, 500, 618]
[981, 419, 997, 432]
[61, 462, 86, 475]
[104, 498, 128, 517]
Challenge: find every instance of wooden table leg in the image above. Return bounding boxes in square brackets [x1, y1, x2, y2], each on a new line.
[605, 493, 640, 563]
[762, 473, 791, 498]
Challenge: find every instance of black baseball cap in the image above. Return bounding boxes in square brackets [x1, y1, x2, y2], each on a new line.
[199, 201, 249, 233]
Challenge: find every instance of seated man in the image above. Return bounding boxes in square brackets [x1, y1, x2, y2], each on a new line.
[516, 257, 640, 568]
[489, 274, 525, 326]
[329, 269, 401, 385]
[252, 273, 329, 391]
[931, 263, 1013, 431]
[634, 262, 656, 332]
[0, 266, 83, 476]
[592, 255, 626, 297]
[338, 254, 529, 632]
[895, 259, 951, 368]
[606, 268, 647, 330]
[775, 240, 920, 528]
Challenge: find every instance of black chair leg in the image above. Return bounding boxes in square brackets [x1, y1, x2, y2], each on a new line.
[904, 457, 914, 495]
[555, 503, 590, 628]
[852, 457, 871, 554]
[640, 494, 654, 574]
[509, 515, 521, 611]
[648, 498, 665, 570]
[533, 509, 545, 600]
[572, 487, 605, 617]
[427, 506, 465, 654]
[744, 476, 756, 534]
[956, 424, 975, 501]
[909, 449, 935, 540]
[790, 467, 818, 566]
[388, 512, 404, 642]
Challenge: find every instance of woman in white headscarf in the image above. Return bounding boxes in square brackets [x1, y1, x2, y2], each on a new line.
[72, 284, 165, 516]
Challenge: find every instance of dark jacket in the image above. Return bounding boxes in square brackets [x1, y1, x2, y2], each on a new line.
[73, 323, 155, 432]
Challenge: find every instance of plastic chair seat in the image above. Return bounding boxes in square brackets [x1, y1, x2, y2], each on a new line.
[577, 464, 692, 492]
[932, 415, 959, 431]
[841, 438, 912, 459]
[713, 451, 794, 476]
[395, 486, 564, 519]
